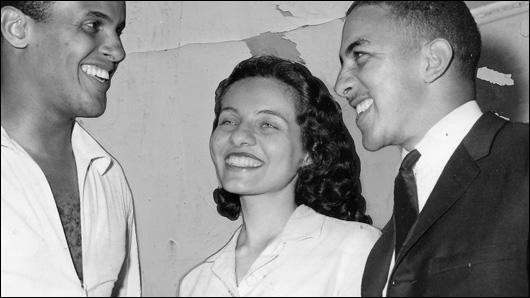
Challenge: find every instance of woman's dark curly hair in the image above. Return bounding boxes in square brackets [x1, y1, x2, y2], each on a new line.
[212, 55, 372, 224]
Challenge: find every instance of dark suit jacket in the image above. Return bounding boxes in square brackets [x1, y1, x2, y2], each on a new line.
[362, 112, 529, 297]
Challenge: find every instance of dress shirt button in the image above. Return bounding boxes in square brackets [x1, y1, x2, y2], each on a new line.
[391, 280, 398, 286]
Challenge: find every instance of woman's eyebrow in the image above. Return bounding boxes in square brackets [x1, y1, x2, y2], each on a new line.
[258, 110, 288, 123]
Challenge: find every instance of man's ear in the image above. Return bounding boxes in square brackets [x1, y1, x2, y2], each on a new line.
[421, 38, 453, 83]
[1, 6, 30, 48]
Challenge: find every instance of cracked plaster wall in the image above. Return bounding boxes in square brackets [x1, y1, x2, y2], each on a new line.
[80, 2, 529, 296]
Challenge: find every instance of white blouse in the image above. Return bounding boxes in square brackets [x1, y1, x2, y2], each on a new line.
[180, 204, 381, 297]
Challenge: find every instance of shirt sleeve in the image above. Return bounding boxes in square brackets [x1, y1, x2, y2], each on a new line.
[336, 224, 381, 297]
[178, 273, 190, 297]
[117, 185, 142, 297]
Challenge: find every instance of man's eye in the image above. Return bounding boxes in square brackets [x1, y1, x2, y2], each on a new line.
[83, 21, 101, 33]
[353, 51, 366, 60]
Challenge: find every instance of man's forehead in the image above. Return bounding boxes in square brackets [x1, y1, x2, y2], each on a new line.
[341, 5, 392, 45]
[52, 1, 125, 22]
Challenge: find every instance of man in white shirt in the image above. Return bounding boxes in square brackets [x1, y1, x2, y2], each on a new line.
[335, 1, 528, 296]
[1, 1, 141, 296]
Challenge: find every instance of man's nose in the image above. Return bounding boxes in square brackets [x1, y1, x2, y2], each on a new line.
[100, 33, 126, 63]
[334, 67, 357, 99]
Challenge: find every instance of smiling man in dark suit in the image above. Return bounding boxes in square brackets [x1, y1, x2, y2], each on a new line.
[335, 1, 528, 296]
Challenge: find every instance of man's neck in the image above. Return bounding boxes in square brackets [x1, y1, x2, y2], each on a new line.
[401, 82, 475, 151]
[1, 94, 75, 158]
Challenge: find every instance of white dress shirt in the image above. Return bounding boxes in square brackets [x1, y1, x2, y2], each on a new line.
[180, 204, 381, 297]
[1, 122, 141, 297]
[382, 100, 483, 295]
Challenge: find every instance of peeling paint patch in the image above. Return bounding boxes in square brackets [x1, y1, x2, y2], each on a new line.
[477, 67, 515, 86]
[244, 32, 305, 64]
[276, 2, 350, 22]
[123, 2, 351, 53]
[472, 1, 529, 25]
[275, 5, 294, 17]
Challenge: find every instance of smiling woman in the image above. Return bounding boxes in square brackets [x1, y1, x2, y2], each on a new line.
[211, 55, 372, 224]
[178, 55, 381, 297]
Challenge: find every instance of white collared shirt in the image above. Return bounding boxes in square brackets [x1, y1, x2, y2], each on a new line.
[180, 204, 381, 297]
[1, 122, 141, 297]
[382, 101, 483, 295]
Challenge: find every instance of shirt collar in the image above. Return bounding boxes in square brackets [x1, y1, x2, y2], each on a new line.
[402, 100, 483, 163]
[72, 121, 113, 175]
[276, 204, 324, 242]
[1, 126, 16, 148]
[206, 204, 325, 292]
[206, 204, 324, 264]
[1, 122, 113, 175]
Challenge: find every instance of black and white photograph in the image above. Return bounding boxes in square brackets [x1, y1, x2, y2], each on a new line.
[1, 1, 528, 297]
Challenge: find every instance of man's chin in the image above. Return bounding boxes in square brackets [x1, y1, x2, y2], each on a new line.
[80, 111, 105, 118]
[77, 99, 107, 118]
[362, 138, 385, 152]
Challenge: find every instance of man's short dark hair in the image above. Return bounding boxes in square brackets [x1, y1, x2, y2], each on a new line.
[1, 1, 53, 22]
[347, 1, 481, 82]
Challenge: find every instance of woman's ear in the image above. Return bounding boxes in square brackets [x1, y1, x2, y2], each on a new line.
[1, 6, 31, 49]
[302, 153, 313, 166]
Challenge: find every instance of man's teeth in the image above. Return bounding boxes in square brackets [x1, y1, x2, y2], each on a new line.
[226, 155, 263, 168]
[356, 98, 374, 115]
[81, 65, 109, 80]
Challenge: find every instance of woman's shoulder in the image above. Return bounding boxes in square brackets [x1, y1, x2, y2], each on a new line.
[320, 214, 382, 246]
[179, 226, 242, 295]
[179, 261, 210, 296]
[180, 246, 223, 287]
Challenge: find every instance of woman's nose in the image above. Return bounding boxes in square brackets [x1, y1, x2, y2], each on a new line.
[229, 125, 256, 147]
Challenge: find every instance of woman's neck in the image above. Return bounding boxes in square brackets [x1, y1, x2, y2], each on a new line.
[239, 198, 296, 250]
[237, 175, 299, 247]
[234, 183, 298, 283]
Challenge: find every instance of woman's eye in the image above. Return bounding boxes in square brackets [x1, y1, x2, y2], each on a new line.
[220, 119, 236, 126]
[261, 122, 277, 129]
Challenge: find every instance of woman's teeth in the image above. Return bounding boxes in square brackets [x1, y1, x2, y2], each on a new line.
[226, 155, 263, 168]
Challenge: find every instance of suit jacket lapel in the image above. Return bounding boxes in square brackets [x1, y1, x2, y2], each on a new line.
[394, 112, 506, 266]
[394, 144, 479, 265]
